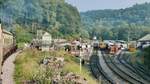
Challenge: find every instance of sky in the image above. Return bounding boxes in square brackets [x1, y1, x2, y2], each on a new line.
[66, 0, 150, 12]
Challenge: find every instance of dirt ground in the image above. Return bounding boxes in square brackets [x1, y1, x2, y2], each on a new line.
[1, 50, 21, 84]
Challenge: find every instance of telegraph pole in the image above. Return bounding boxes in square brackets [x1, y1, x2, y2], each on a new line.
[79, 53, 82, 73]
[99, 76, 102, 84]
[128, 24, 131, 49]
[79, 37, 82, 73]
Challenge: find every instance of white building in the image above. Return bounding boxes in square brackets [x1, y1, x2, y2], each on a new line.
[42, 32, 52, 51]
[32, 30, 52, 51]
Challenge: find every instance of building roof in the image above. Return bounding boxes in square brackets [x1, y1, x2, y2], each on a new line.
[0, 23, 12, 36]
[3, 29, 13, 36]
[37, 30, 52, 39]
[43, 32, 51, 37]
[138, 34, 150, 42]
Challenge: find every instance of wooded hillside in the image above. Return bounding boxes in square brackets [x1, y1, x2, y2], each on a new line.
[81, 3, 150, 40]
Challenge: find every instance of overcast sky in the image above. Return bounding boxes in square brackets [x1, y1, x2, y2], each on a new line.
[66, 0, 150, 12]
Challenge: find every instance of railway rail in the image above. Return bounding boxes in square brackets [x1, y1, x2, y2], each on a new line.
[120, 52, 150, 77]
[102, 51, 145, 84]
[115, 52, 149, 84]
[90, 50, 114, 84]
[117, 52, 150, 82]
[129, 60, 150, 77]
[124, 52, 150, 76]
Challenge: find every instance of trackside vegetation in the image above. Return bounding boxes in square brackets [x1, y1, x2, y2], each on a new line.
[143, 47, 150, 70]
[14, 49, 97, 84]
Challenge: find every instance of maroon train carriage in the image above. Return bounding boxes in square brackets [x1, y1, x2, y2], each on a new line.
[2, 43, 17, 64]
[0, 27, 17, 65]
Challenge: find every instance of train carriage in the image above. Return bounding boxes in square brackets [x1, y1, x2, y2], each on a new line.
[99, 42, 108, 50]
[93, 41, 99, 50]
[0, 23, 17, 80]
[2, 30, 17, 62]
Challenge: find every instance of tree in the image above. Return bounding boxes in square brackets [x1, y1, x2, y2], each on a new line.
[144, 47, 150, 70]
[11, 24, 33, 43]
[1, 0, 83, 40]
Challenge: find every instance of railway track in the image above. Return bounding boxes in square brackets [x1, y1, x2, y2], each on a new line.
[133, 62, 150, 77]
[122, 53, 150, 77]
[102, 51, 145, 84]
[122, 54, 150, 77]
[117, 52, 150, 82]
[89, 50, 114, 84]
[116, 52, 150, 84]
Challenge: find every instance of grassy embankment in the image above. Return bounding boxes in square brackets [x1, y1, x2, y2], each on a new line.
[127, 48, 150, 70]
[14, 48, 97, 84]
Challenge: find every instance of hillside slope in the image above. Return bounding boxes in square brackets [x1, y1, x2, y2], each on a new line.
[81, 3, 150, 40]
[0, 0, 83, 40]
[81, 3, 150, 26]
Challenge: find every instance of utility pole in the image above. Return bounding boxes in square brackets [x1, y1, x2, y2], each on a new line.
[79, 37, 82, 73]
[99, 76, 102, 84]
[79, 55, 82, 73]
[128, 30, 130, 44]
[127, 24, 131, 49]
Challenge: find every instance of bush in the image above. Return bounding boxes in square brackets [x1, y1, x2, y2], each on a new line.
[14, 49, 97, 84]
[144, 46, 150, 69]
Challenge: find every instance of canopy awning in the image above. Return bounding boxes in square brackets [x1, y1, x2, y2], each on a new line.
[138, 34, 150, 42]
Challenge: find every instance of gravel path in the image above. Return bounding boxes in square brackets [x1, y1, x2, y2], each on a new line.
[1, 50, 21, 84]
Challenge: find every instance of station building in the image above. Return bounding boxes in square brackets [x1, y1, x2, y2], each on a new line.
[31, 30, 52, 51]
[138, 34, 150, 49]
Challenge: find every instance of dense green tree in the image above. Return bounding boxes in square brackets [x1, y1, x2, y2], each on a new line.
[11, 24, 33, 43]
[0, 0, 86, 41]
[81, 3, 150, 40]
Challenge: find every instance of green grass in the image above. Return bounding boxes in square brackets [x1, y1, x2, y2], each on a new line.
[14, 49, 40, 84]
[63, 62, 97, 84]
[17, 43, 25, 49]
[14, 49, 97, 84]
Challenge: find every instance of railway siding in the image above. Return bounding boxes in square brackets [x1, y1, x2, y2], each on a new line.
[113, 58, 148, 84]
[98, 51, 127, 84]
[118, 52, 150, 83]
[104, 52, 147, 84]
[117, 52, 150, 82]
[90, 50, 114, 84]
